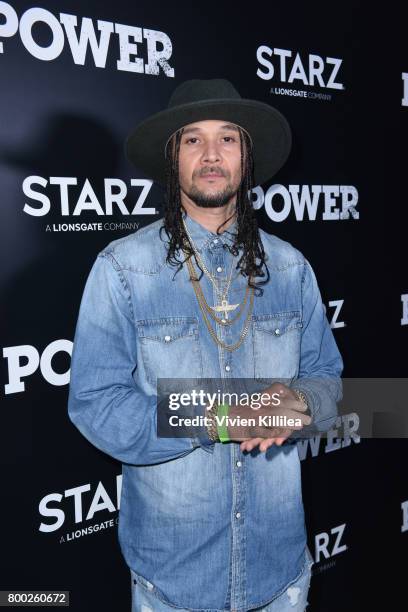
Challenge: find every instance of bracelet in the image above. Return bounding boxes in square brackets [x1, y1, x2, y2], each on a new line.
[293, 389, 310, 414]
[216, 403, 231, 443]
[206, 402, 220, 442]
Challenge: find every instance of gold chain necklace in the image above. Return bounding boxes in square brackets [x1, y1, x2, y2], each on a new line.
[185, 241, 237, 312]
[185, 252, 250, 326]
[182, 217, 238, 303]
[182, 217, 244, 323]
[185, 253, 255, 352]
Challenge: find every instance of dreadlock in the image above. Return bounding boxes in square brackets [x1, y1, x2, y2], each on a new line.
[159, 125, 270, 296]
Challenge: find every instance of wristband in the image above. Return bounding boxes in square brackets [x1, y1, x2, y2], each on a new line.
[216, 403, 231, 443]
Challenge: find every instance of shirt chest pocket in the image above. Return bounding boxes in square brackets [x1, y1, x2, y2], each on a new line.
[252, 312, 303, 382]
[136, 317, 203, 385]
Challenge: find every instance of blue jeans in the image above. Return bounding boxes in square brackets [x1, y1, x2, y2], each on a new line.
[130, 548, 313, 612]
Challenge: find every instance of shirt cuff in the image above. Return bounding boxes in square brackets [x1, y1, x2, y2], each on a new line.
[156, 392, 215, 454]
[289, 382, 318, 439]
[190, 400, 216, 453]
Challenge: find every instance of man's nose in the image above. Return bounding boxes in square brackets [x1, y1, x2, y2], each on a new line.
[201, 141, 221, 164]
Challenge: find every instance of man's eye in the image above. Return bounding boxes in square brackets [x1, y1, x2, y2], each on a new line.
[184, 136, 236, 144]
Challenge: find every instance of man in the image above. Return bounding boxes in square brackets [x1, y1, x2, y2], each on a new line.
[68, 79, 343, 612]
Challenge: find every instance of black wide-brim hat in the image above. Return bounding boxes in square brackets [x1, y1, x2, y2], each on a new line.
[125, 79, 292, 187]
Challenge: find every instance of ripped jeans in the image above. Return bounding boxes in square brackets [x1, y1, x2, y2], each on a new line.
[130, 547, 313, 612]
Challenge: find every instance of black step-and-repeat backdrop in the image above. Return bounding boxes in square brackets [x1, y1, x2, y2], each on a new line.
[1, 1, 406, 610]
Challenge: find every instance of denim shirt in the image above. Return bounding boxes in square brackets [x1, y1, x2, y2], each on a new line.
[68, 213, 343, 612]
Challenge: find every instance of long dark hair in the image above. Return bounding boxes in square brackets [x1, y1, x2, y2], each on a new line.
[159, 125, 270, 296]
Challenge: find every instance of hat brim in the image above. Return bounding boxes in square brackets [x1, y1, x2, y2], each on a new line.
[125, 99, 292, 187]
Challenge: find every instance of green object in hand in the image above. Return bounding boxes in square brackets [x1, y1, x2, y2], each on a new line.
[216, 403, 231, 443]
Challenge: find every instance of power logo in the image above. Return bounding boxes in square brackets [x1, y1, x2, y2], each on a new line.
[0, 2, 174, 76]
[251, 184, 359, 221]
[297, 413, 361, 461]
[2, 340, 72, 394]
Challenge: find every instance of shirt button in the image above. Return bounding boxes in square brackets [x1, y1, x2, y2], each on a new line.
[164, 335, 171, 342]
[235, 512, 241, 519]
[236, 460, 242, 467]
[225, 365, 231, 372]
[274, 328, 280, 335]
[217, 266, 223, 272]
[213, 239, 218, 245]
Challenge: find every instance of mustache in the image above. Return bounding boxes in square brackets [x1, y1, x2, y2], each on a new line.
[196, 167, 228, 178]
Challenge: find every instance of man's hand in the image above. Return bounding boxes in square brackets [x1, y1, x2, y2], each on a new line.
[226, 383, 311, 453]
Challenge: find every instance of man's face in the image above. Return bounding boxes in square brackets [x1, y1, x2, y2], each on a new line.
[174, 119, 245, 209]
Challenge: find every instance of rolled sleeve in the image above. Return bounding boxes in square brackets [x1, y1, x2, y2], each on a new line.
[290, 258, 344, 435]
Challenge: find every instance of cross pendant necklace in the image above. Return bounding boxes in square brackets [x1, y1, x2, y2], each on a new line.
[210, 298, 239, 320]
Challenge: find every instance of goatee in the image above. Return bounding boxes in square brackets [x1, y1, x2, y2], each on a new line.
[186, 183, 238, 208]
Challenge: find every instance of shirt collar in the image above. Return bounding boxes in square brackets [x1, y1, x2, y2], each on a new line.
[181, 210, 238, 254]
